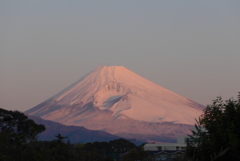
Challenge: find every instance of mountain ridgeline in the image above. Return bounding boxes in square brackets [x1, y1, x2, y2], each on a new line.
[25, 66, 205, 142]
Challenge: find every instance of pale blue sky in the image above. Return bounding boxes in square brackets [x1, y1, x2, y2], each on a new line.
[1, 0, 240, 111]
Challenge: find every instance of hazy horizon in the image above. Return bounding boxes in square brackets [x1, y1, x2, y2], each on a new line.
[1, 1, 240, 111]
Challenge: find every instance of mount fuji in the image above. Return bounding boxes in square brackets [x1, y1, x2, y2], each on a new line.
[25, 66, 205, 142]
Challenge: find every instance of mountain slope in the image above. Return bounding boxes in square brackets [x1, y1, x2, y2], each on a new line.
[26, 66, 204, 142]
[28, 115, 120, 143]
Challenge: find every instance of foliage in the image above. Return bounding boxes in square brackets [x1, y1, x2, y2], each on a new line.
[83, 138, 136, 153]
[0, 108, 45, 143]
[0, 108, 153, 161]
[24, 139, 107, 161]
[0, 108, 45, 161]
[122, 149, 152, 161]
[54, 133, 68, 143]
[186, 93, 240, 161]
[0, 109, 138, 161]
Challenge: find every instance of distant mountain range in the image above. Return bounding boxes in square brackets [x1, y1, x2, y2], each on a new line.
[26, 66, 205, 142]
[28, 115, 120, 143]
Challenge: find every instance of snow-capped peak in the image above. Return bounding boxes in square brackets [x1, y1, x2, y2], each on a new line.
[26, 66, 204, 125]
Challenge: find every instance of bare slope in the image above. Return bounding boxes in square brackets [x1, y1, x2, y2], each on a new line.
[26, 66, 204, 141]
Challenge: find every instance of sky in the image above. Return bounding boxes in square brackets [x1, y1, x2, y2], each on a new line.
[1, 0, 240, 112]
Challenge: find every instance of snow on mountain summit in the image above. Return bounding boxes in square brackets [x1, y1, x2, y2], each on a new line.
[25, 66, 205, 142]
[26, 66, 204, 126]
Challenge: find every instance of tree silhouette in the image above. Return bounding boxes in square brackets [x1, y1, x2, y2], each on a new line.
[54, 133, 68, 144]
[0, 108, 45, 160]
[186, 93, 240, 161]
